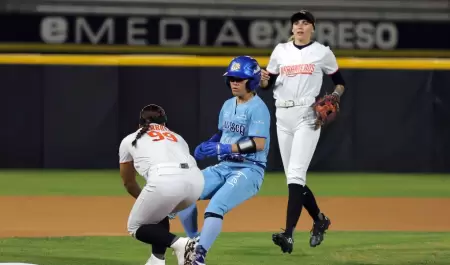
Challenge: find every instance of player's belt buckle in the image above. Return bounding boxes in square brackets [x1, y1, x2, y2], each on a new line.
[223, 155, 244, 163]
[284, 100, 295, 107]
[180, 163, 189, 169]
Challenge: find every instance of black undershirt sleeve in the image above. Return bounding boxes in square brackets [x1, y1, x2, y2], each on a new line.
[265, 73, 279, 89]
[330, 70, 346, 86]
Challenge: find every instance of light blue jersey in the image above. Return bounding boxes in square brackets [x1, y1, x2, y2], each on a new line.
[218, 94, 271, 167]
[177, 56, 271, 255]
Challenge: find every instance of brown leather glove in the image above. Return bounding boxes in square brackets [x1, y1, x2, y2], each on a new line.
[312, 92, 340, 130]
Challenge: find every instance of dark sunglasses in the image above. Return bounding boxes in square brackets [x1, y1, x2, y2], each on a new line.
[228, 76, 246, 82]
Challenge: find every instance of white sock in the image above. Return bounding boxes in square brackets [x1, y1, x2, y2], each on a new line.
[170, 237, 187, 251]
[146, 254, 165, 265]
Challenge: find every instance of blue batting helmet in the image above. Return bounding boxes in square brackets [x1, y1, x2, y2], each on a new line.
[223, 56, 261, 91]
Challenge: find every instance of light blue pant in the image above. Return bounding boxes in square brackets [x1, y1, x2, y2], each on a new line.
[177, 162, 265, 239]
[200, 162, 264, 216]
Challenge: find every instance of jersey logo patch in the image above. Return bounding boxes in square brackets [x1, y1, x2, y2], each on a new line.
[223, 121, 246, 136]
[280, 64, 315, 76]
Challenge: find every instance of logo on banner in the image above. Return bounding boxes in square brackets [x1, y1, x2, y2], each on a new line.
[39, 16, 399, 50]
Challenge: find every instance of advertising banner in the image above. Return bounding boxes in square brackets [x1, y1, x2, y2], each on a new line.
[1, 13, 449, 55]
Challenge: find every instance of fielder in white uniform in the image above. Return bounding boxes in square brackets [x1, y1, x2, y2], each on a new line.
[119, 104, 204, 265]
[260, 10, 346, 253]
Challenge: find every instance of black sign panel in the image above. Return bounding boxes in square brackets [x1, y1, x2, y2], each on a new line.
[1, 13, 449, 50]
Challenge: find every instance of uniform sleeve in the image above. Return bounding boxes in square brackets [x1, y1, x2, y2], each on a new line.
[266, 44, 281, 74]
[248, 103, 271, 139]
[118, 137, 133, 164]
[321, 47, 339, 75]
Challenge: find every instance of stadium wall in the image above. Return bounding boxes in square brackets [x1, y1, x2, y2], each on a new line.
[1, 55, 449, 172]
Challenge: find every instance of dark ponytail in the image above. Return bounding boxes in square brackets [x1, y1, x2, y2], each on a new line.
[132, 104, 168, 148]
[132, 122, 150, 147]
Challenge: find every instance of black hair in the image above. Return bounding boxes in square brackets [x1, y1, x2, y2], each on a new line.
[131, 104, 168, 147]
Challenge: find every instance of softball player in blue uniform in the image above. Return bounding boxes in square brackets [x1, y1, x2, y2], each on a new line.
[177, 56, 271, 265]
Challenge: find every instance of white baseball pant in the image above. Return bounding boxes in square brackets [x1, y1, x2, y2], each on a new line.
[275, 103, 321, 186]
[127, 163, 204, 236]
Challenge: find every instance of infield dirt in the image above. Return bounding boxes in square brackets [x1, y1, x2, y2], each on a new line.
[1, 196, 449, 237]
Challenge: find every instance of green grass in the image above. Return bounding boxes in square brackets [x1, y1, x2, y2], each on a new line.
[0, 170, 450, 197]
[259, 172, 450, 197]
[1, 171, 448, 265]
[1, 232, 449, 265]
[1, 170, 449, 197]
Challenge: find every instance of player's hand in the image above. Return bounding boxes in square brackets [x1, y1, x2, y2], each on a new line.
[260, 69, 271, 88]
[261, 69, 270, 81]
[202, 142, 232, 157]
[194, 142, 208, 160]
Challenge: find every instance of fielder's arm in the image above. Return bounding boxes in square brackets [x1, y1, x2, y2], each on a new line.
[330, 71, 346, 98]
[120, 162, 141, 199]
[262, 44, 280, 89]
[260, 69, 278, 90]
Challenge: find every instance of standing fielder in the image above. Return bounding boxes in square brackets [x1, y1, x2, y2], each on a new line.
[119, 104, 204, 265]
[260, 10, 346, 253]
[177, 56, 271, 265]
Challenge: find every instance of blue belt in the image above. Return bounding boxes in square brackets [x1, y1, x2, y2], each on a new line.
[220, 156, 266, 169]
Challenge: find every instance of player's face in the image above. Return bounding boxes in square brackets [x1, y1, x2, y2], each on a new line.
[229, 77, 249, 97]
[292, 19, 314, 43]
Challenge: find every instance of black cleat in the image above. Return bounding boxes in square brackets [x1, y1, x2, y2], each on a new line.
[310, 214, 331, 247]
[272, 231, 294, 254]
